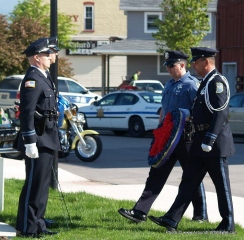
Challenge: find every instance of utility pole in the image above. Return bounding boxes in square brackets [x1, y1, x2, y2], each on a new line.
[50, 0, 58, 189]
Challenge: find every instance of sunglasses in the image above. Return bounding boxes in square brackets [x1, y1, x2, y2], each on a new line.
[165, 63, 177, 68]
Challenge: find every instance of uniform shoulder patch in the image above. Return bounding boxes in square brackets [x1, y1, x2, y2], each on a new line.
[216, 82, 223, 93]
[25, 80, 36, 88]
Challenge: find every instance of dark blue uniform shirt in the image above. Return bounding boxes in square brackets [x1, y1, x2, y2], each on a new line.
[17, 67, 60, 151]
[161, 71, 199, 117]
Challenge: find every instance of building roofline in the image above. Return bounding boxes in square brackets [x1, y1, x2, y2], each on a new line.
[93, 50, 159, 55]
[120, 7, 161, 11]
[120, 7, 217, 13]
[91, 39, 216, 56]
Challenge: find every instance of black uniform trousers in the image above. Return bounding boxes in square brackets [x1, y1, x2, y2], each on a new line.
[164, 155, 234, 231]
[16, 147, 54, 234]
[134, 137, 208, 220]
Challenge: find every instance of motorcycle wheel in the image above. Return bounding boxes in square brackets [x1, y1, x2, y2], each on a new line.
[75, 135, 102, 162]
[0, 142, 25, 160]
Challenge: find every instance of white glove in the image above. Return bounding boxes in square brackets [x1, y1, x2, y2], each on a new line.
[25, 143, 39, 158]
[201, 143, 212, 152]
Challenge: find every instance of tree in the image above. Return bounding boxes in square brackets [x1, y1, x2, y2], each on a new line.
[0, 0, 76, 78]
[153, 0, 211, 56]
[11, 0, 76, 49]
[0, 15, 13, 79]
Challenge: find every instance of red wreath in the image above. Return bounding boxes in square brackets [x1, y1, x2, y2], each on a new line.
[148, 109, 186, 168]
[149, 113, 174, 156]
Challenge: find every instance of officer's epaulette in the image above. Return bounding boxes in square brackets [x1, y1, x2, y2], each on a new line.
[28, 67, 44, 79]
[188, 75, 199, 81]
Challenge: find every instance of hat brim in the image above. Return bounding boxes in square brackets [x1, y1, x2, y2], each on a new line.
[51, 46, 60, 51]
[190, 56, 201, 63]
[163, 60, 178, 66]
[24, 49, 53, 57]
[39, 48, 53, 54]
[190, 54, 217, 63]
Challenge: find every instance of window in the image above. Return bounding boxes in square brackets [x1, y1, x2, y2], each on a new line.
[99, 94, 118, 106]
[0, 78, 22, 90]
[144, 12, 162, 33]
[116, 94, 135, 105]
[206, 12, 212, 33]
[66, 80, 87, 94]
[84, 3, 94, 31]
[157, 55, 169, 75]
[58, 80, 68, 92]
[139, 92, 162, 104]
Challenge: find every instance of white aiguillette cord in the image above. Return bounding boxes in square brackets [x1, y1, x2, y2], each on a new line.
[204, 73, 230, 113]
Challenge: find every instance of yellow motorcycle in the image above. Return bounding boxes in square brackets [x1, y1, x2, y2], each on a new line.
[0, 98, 103, 162]
[58, 96, 102, 162]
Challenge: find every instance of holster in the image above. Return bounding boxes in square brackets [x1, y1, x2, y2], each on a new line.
[184, 119, 194, 142]
[34, 111, 47, 136]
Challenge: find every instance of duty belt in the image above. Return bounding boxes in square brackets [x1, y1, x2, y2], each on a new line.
[35, 110, 58, 121]
[194, 124, 209, 132]
[194, 119, 228, 132]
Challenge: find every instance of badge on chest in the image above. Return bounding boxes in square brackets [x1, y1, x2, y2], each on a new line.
[175, 83, 182, 94]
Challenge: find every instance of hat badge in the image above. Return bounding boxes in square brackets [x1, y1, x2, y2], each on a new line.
[165, 52, 169, 59]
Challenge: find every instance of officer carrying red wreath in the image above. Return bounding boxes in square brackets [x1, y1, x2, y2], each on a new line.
[149, 47, 235, 233]
[118, 50, 208, 224]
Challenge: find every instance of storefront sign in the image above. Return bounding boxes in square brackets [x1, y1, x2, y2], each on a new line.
[67, 40, 110, 55]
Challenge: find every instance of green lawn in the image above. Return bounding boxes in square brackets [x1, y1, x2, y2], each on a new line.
[1, 179, 243, 239]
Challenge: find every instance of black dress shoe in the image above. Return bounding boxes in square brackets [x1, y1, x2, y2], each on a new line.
[44, 218, 55, 227]
[38, 230, 58, 236]
[148, 215, 177, 231]
[118, 208, 147, 223]
[214, 227, 235, 233]
[215, 221, 235, 233]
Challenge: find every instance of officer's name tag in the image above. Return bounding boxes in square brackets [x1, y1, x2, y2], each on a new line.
[216, 82, 223, 93]
[25, 81, 35, 88]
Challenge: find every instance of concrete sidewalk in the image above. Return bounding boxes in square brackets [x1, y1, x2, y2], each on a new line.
[1, 159, 244, 238]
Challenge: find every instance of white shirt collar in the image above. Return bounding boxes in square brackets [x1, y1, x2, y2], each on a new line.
[31, 65, 47, 78]
[202, 69, 216, 82]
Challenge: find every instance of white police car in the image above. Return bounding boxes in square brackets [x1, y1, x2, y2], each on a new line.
[0, 75, 101, 109]
[118, 80, 164, 94]
[78, 90, 162, 137]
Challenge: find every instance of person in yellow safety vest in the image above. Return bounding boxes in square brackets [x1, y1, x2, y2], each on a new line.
[132, 70, 141, 80]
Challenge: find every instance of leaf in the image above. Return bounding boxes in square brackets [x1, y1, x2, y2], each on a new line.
[153, 0, 211, 56]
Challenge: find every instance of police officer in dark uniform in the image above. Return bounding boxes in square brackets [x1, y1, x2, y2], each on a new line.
[118, 50, 208, 224]
[149, 47, 235, 232]
[31, 36, 61, 228]
[16, 38, 61, 237]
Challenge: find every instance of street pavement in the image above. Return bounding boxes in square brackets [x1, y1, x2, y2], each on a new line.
[0, 158, 244, 238]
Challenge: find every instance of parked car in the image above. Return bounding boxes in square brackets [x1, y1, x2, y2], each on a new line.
[0, 75, 101, 109]
[78, 90, 162, 137]
[228, 92, 244, 135]
[118, 80, 164, 94]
